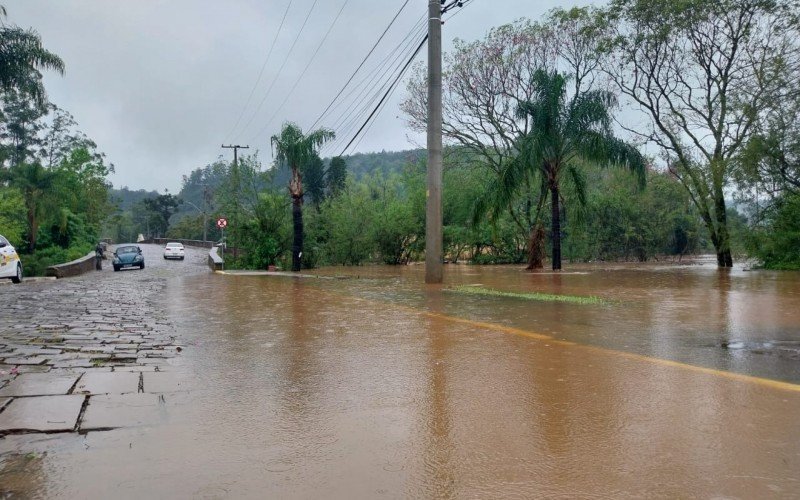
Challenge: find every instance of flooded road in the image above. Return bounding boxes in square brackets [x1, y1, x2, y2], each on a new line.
[1, 252, 799, 498]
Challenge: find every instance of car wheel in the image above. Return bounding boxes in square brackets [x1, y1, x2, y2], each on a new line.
[140, 263, 145, 269]
[114, 265, 120, 272]
[180, 257, 184, 260]
[11, 264, 22, 284]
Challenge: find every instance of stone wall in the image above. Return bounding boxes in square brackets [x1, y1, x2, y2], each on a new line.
[45, 251, 97, 279]
[140, 238, 213, 249]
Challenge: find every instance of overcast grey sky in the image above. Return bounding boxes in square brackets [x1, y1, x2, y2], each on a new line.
[8, 0, 573, 192]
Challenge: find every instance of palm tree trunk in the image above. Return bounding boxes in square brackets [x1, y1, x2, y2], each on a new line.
[550, 184, 561, 270]
[291, 195, 303, 272]
[526, 223, 546, 270]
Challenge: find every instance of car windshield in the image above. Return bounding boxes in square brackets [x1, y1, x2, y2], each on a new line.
[118, 246, 139, 254]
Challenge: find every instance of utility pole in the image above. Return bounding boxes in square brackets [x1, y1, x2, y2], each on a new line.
[221, 144, 250, 168]
[425, 0, 443, 284]
[202, 184, 209, 243]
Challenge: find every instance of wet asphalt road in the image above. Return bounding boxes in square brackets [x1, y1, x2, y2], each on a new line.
[1, 250, 799, 498]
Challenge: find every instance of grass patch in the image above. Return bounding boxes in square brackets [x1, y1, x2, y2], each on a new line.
[447, 285, 609, 305]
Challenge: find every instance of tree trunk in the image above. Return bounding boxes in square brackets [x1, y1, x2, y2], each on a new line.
[27, 200, 37, 253]
[291, 195, 303, 272]
[289, 167, 305, 272]
[713, 193, 734, 268]
[550, 184, 561, 271]
[526, 223, 546, 270]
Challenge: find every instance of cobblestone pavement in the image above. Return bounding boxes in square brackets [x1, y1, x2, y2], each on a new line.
[0, 244, 208, 434]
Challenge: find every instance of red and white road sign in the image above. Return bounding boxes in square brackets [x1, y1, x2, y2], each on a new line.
[216, 218, 228, 229]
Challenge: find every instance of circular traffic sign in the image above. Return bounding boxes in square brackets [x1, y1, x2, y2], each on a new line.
[216, 218, 228, 229]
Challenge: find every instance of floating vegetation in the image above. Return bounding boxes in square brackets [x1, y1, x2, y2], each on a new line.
[447, 285, 609, 305]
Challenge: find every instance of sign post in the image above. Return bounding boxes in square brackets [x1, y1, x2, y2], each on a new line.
[217, 217, 228, 270]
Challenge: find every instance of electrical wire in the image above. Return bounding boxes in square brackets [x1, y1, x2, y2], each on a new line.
[321, 13, 426, 134]
[247, 0, 351, 143]
[321, 20, 427, 155]
[223, 0, 294, 143]
[336, 34, 428, 156]
[325, 18, 426, 140]
[307, 0, 413, 131]
[235, 0, 320, 141]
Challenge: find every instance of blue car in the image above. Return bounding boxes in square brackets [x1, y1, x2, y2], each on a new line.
[113, 244, 145, 271]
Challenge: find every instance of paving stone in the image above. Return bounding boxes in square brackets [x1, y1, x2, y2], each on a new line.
[73, 372, 140, 395]
[1, 357, 47, 366]
[142, 372, 190, 393]
[0, 373, 80, 397]
[80, 393, 166, 430]
[0, 395, 84, 433]
[0, 397, 10, 410]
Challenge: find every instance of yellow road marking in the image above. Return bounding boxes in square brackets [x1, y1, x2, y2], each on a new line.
[422, 309, 800, 393]
[224, 273, 800, 393]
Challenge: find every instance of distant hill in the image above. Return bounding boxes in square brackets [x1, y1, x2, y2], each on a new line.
[109, 187, 159, 211]
[334, 149, 425, 179]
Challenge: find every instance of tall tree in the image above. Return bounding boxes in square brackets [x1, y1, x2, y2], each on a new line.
[303, 153, 326, 208]
[141, 193, 181, 238]
[327, 156, 347, 195]
[493, 70, 645, 270]
[600, 0, 799, 267]
[0, 9, 64, 105]
[5, 162, 55, 251]
[270, 123, 335, 272]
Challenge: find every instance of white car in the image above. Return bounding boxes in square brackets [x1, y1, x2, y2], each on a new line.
[0, 235, 22, 283]
[163, 242, 185, 260]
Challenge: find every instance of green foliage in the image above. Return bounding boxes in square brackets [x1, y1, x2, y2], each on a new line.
[22, 242, 92, 277]
[327, 156, 347, 195]
[140, 193, 181, 238]
[566, 169, 704, 261]
[316, 182, 376, 266]
[746, 193, 800, 270]
[303, 154, 326, 207]
[0, 186, 25, 245]
[0, 15, 64, 106]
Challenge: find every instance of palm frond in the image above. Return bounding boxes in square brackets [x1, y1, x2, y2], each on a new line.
[576, 130, 647, 187]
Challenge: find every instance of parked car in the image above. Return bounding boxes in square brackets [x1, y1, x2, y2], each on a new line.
[113, 244, 145, 271]
[163, 242, 185, 260]
[0, 235, 22, 283]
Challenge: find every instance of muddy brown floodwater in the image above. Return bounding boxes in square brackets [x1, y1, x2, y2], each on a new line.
[1, 255, 799, 498]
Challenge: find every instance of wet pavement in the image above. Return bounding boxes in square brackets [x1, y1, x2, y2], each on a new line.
[1, 250, 799, 498]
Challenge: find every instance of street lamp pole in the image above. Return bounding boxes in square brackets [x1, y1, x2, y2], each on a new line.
[183, 200, 208, 242]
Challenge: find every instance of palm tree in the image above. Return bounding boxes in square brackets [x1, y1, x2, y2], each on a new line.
[480, 70, 646, 271]
[271, 123, 335, 272]
[0, 8, 65, 105]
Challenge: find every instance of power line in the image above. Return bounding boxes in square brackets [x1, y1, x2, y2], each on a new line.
[308, 0, 413, 131]
[336, 34, 428, 157]
[235, 0, 320, 141]
[321, 13, 426, 133]
[247, 0, 350, 144]
[324, 18, 426, 145]
[224, 0, 294, 143]
[322, 21, 427, 155]
[444, 0, 474, 22]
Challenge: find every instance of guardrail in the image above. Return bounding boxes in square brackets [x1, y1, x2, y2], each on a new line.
[208, 245, 224, 272]
[45, 251, 97, 279]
